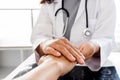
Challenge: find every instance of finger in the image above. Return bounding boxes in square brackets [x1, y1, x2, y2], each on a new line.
[76, 48, 85, 60]
[50, 44, 76, 61]
[79, 45, 84, 52]
[62, 43, 85, 64]
[74, 49, 85, 64]
[74, 46, 85, 60]
[60, 38, 85, 60]
[44, 47, 61, 57]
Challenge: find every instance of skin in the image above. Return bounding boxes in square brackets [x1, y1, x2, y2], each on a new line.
[37, 37, 85, 64]
[36, 37, 100, 63]
[78, 41, 100, 61]
[14, 55, 76, 80]
[14, 40, 100, 80]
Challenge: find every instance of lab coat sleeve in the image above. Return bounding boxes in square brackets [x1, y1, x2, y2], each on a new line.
[86, 0, 116, 71]
[31, 4, 53, 61]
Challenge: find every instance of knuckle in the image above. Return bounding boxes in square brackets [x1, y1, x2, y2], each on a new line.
[59, 46, 65, 51]
[58, 40, 64, 44]
[67, 54, 72, 58]
[54, 40, 58, 44]
[44, 47, 53, 53]
[49, 43, 55, 47]
[67, 45, 71, 49]
[60, 37, 67, 42]
[63, 38, 68, 42]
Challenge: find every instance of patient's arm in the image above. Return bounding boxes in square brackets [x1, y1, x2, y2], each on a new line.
[14, 55, 76, 80]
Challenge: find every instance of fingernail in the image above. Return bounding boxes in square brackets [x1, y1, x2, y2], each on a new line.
[80, 59, 85, 64]
[56, 52, 61, 56]
[70, 55, 76, 61]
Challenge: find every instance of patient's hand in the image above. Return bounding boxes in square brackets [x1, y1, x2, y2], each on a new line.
[38, 55, 76, 76]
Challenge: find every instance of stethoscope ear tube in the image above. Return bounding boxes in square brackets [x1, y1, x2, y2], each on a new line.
[55, 0, 69, 17]
[55, 8, 69, 17]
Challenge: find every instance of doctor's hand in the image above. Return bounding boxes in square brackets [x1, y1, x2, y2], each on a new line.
[37, 37, 85, 64]
[78, 42, 100, 61]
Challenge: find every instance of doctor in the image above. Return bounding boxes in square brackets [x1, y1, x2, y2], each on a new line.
[31, 0, 119, 79]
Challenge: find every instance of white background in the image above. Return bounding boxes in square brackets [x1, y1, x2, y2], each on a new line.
[0, 0, 41, 47]
[0, 0, 120, 79]
[0, 0, 41, 9]
[0, 0, 119, 48]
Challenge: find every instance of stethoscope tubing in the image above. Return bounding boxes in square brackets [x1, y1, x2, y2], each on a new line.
[54, 0, 91, 38]
[85, 0, 88, 28]
[55, 0, 69, 17]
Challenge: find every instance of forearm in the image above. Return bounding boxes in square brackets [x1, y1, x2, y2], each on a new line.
[15, 62, 61, 80]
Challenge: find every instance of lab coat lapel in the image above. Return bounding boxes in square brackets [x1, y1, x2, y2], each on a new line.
[74, 0, 85, 23]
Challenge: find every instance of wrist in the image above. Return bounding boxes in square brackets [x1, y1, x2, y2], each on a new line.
[36, 39, 53, 55]
[43, 61, 62, 77]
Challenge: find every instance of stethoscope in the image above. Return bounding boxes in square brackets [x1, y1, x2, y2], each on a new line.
[53, 0, 92, 38]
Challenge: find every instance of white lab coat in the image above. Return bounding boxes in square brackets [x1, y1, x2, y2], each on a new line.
[31, 0, 116, 71]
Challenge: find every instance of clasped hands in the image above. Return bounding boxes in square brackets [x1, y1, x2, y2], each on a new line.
[37, 37, 99, 64]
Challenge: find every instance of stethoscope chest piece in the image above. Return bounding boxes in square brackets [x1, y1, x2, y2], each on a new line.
[83, 28, 92, 37]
